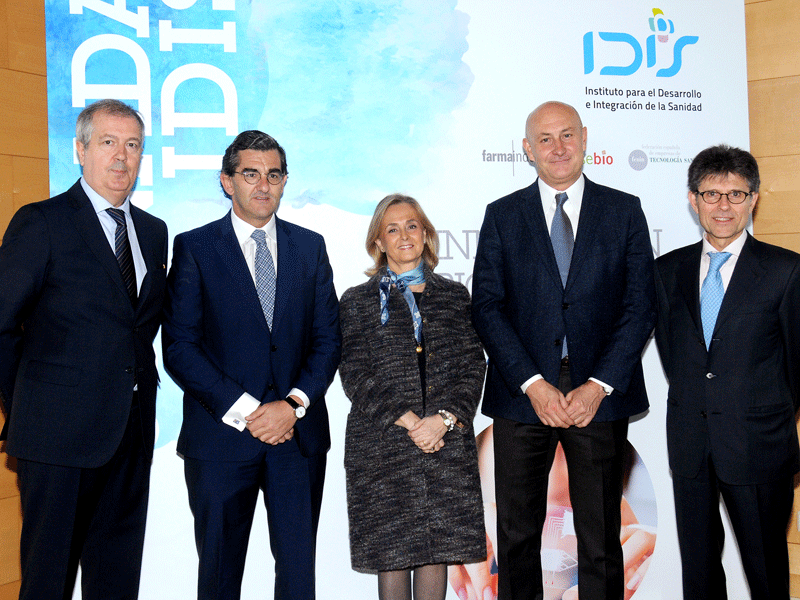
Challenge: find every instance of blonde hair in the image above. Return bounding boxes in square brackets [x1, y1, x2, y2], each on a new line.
[365, 194, 439, 276]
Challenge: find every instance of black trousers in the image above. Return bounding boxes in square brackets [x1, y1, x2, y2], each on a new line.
[494, 366, 629, 600]
[673, 450, 793, 600]
[17, 393, 151, 600]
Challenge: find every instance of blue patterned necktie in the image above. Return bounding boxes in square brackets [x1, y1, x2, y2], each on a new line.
[551, 192, 573, 358]
[551, 192, 573, 287]
[251, 229, 276, 330]
[106, 208, 137, 305]
[700, 251, 731, 349]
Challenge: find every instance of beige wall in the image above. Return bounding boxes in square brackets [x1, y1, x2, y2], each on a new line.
[0, 1, 798, 597]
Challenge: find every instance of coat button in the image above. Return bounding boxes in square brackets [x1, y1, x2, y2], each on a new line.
[125, 367, 133, 374]
[562, 303, 569, 310]
[271, 345, 278, 352]
[706, 372, 715, 379]
[267, 384, 275, 391]
[553, 339, 561, 347]
[700, 411, 707, 418]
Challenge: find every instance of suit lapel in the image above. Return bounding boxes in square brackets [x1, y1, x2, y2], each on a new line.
[520, 182, 563, 289]
[566, 176, 602, 292]
[714, 233, 764, 334]
[272, 217, 292, 331]
[676, 242, 704, 339]
[212, 212, 271, 335]
[67, 182, 133, 312]
[129, 206, 158, 312]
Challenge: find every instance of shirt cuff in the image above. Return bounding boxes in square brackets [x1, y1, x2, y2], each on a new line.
[521, 374, 543, 394]
[288, 388, 310, 408]
[589, 377, 614, 395]
[222, 393, 261, 431]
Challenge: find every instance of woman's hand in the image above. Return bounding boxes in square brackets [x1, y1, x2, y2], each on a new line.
[408, 414, 447, 452]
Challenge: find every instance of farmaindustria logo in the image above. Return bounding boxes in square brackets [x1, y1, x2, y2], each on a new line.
[584, 8, 698, 77]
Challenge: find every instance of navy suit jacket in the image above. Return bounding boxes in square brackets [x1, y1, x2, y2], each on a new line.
[655, 233, 800, 485]
[0, 180, 168, 468]
[472, 176, 656, 424]
[162, 212, 341, 460]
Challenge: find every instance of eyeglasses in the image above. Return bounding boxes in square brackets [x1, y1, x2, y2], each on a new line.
[695, 190, 752, 204]
[235, 170, 285, 185]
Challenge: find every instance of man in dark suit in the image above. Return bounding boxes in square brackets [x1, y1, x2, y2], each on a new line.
[471, 101, 656, 600]
[162, 130, 341, 600]
[0, 99, 168, 599]
[654, 145, 800, 599]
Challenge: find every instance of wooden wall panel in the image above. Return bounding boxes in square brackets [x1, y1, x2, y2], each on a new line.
[0, 155, 49, 236]
[746, 0, 800, 81]
[0, 580, 20, 600]
[0, 69, 47, 159]
[0, 495, 20, 586]
[3, 0, 45, 76]
[748, 77, 800, 158]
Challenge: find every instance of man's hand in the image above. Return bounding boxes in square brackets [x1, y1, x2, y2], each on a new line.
[525, 379, 573, 428]
[245, 400, 296, 444]
[564, 381, 605, 427]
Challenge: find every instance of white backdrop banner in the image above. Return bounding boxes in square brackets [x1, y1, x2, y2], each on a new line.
[45, 1, 750, 598]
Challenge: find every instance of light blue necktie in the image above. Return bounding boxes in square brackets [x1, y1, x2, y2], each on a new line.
[551, 192, 573, 357]
[700, 251, 731, 349]
[251, 229, 276, 329]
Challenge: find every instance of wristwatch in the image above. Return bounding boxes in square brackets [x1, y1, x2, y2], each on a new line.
[284, 396, 306, 419]
[438, 409, 455, 432]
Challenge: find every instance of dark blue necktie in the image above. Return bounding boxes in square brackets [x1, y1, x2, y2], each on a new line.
[107, 208, 137, 305]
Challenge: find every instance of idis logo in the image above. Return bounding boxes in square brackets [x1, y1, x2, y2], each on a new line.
[584, 8, 698, 77]
[584, 151, 614, 166]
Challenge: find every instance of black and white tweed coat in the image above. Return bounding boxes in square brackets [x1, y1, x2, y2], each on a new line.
[340, 267, 487, 571]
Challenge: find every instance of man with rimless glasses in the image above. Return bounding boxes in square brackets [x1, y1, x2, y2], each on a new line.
[654, 145, 800, 599]
[162, 130, 341, 600]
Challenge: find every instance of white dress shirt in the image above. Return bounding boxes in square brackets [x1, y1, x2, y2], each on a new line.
[222, 211, 309, 432]
[698, 231, 746, 294]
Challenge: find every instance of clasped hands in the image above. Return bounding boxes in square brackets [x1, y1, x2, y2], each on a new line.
[526, 379, 605, 428]
[244, 397, 298, 444]
[395, 411, 447, 453]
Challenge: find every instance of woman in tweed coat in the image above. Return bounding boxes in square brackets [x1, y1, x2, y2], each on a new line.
[339, 194, 487, 600]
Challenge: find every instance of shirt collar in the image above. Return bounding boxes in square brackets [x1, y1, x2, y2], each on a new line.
[701, 230, 748, 258]
[230, 209, 277, 246]
[81, 177, 132, 215]
[537, 174, 585, 212]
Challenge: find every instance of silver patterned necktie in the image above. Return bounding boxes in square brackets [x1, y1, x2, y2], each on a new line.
[551, 192, 574, 287]
[551, 192, 573, 358]
[106, 208, 137, 305]
[700, 251, 731, 349]
[251, 229, 276, 329]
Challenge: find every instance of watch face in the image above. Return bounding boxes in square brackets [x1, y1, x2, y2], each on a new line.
[295, 406, 306, 418]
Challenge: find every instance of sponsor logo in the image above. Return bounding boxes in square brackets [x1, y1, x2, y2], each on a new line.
[584, 7, 698, 77]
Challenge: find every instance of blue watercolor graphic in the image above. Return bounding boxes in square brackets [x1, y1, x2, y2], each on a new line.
[46, 0, 473, 448]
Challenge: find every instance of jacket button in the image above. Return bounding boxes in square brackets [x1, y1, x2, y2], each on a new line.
[271, 345, 278, 352]
[267, 384, 275, 391]
[700, 411, 707, 418]
[706, 372, 716, 379]
[553, 339, 561, 347]
[562, 303, 569, 310]
[125, 367, 133, 374]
